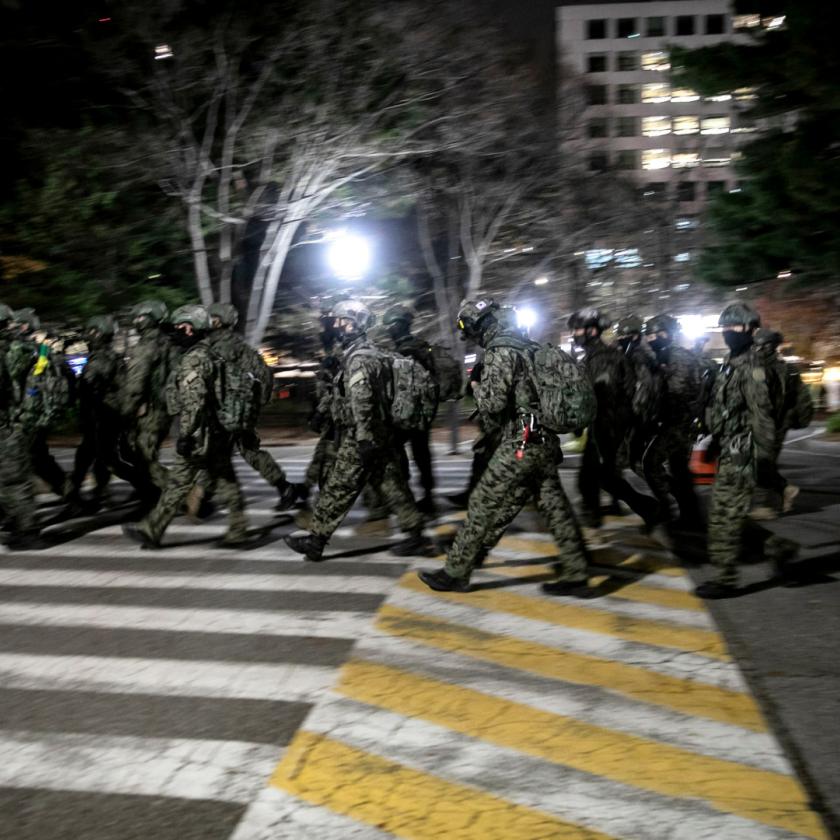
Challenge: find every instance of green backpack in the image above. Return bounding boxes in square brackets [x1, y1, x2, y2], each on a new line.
[211, 345, 263, 433]
[784, 365, 815, 430]
[430, 343, 464, 402]
[25, 344, 73, 428]
[488, 336, 597, 433]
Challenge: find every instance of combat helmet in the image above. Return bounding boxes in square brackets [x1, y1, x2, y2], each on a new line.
[208, 302, 239, 329]
[131, 299, 169, 327]
[754, 328, 783, 348]
[382, 304, 414, 326]
[644, 313, 680, 336]
[332, 299, 374, 332]
[568, 308, 611, 332]
[170, 304, 211, 332]
[12, 307, 41, 333]
[615, 314, 644, 337]
[0, 303, 14, 324]
[457, 297, 498, 339]
[85, 314, 117, 340]
[719, 302, 761, 329]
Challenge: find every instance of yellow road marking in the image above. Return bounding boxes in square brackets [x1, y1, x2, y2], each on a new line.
[401, 574, 730, 660]
[376, 605, 766, 731]
[338, 660, 827, 840]
[271, 730, 615, 840]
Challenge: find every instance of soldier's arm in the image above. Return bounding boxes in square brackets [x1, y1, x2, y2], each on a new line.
[746, 363, 777, 462]
[632, 357, 655, 419]
[121, 342, 155, 415]
[346, 355, 377, 442]
[668, 350, 701, 402]
[475, 348, 515, 419]
[177, 355, 212, 439]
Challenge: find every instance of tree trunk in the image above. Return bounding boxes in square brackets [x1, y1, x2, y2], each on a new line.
[187, 200, 214, 306]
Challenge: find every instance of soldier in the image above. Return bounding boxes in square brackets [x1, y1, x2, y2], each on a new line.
[0, 303, 14, 427]
[697, 302, 798, 598]
[615, 313, 659, 474]
[570, 308, 661, 533]
[203, 303, 302, 509]
[120, 300, 177, 497]
[382, 305, 437, 514]
[284, 299, 433, 561]
[122, 305, 249, 548]
[750, 328, 812, 519]
[418, 297, 590, 594]
[642, 313, 704, 530]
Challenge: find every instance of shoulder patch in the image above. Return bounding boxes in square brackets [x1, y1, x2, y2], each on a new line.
[752, 367, 766, 382]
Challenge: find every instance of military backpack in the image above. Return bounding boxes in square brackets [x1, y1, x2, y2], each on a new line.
[429, 343, 463, 402]
[784, 365, 815, 430]
[24, 344, 74, 428]
[210, 344, 264, 433]
[488, 335, 597, 433]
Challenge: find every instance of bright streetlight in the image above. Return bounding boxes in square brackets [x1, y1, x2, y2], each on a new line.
[516, 306, 538, 332]
[326, 230, 371, 282]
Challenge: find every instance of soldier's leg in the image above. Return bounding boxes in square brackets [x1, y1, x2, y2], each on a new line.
[309, 437, 367, 540]
[137, 412, 171, 489]
[208, 443, 248, 542]
[409, 428, 435, 503]
[70, 425, 97, 494]
[0, 425, 38, 537]
[377, 446, 424, 536]
[538, 471, 589, 582]
[445, 445, 534, 581]
[706, 459, 754, 586]
[140, 455, 201, 543]
[577, 435, 603, 527]
[32, 429, 68, 497]
[305, 434, 329, 490]
[599, 435, 659, 524]
[237, 429, 287, 488]
[361, 481, 391, 520]
[667, 434, 701, 524]
[642, 433, 673, 518]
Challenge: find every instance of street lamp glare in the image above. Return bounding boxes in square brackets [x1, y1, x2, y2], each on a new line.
[516, 306, 538, 332]
[327, 231, 371, 282]
[678, 314, 707, 342]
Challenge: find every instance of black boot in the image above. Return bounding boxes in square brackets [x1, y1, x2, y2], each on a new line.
[417, 495, 437, 516]
[284, 532, 327, 562]
[541, 578, 590, 598]
[276, 482, 308, 511]
[390, 532, 435, 557]
[445, 490, 471, 510]
[695, 580, 741, 599]
[418, 568, 470, 593]
[4, 531, 49, 551]
[121, 522, 161, 550]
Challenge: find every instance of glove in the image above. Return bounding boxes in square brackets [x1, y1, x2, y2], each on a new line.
[176, 436, 195, 457]
[357, 439, 381, 472]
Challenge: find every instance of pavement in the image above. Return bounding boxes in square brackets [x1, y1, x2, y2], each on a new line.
[0, 430, 838, 839]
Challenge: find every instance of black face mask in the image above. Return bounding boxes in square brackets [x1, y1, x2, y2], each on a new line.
[387, 321, 409, 342]
[617, 336, 639, 354]
[172, 329, 201, 349]
[648, 336, 669, 355]
[723, 329, 753, 356]
[338, 328, 361, 348]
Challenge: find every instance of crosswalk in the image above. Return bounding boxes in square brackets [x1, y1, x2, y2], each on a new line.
[0, 447, 830, 839]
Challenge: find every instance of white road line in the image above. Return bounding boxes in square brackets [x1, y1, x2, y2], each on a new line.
[0, 654, 338, 703]
[353, 635, 790, 774]
[0, 731, 280, 804]
[231, 786, 393, 840]
[0, 603, 376, 640]
[300, 696, 796, 840]
[0, 568, 396, 595]
[386, 586, 748, 692]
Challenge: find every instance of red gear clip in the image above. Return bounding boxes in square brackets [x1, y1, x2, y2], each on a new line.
[515, 421, 531, 461]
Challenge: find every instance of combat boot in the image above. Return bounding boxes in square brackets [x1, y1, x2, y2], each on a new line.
[417, 495, 437, 517]
[445, 490, 471, 510]
[541, 578, 590, 598]
[765, 537, 799, 583]
[276, 481, 307, 512]
[284, 531, 327, 562]
[121, 522, 161, 550]
[694, 580, 741, 599]
[782, 484, 800, 513]
[3, 531, 49, 552]
[417, 568, 470, 593]
[390, 532, 435, 557]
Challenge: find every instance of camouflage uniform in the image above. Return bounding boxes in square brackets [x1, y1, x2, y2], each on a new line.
[128, 307, 247, 547]
[307, 333, 423, 540]
[702, 305, 798, 594]
[121, 303, 178, 491]
[642, 323, 703, 526]
[443, 324, 588, 584]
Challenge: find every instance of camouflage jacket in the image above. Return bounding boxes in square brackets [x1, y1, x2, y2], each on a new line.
[475, 327, 539, 442]
[79, 343, 122, 417]
[708, 349, 776, 467]
[4, 337, 37, 406]
[166, 338, 216, 453]
[334, 336, 392, 442]
[394, 333, 436, 374]
[0, 335, 11, 423]
[654, 344, 702, 430]
[581, 340, 635, 432]
[753, 343, 787, 428]
[121, 327, 177, 419]
[207, 328, 273, 411]
[622, 340, 659, 424]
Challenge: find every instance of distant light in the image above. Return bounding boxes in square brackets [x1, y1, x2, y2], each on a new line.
[147, 273, 162, 279]
[155, 44, 173, 60]
[679, 315, 707, 341]
[98, 17, 112, 22]
[534, 276, 548, 286]
[736, 286, 748, 292]
[777, 270, 792, 279]
[326, 230, 371, 281]
[516, 306, 538, 331]
[464, 353, 477, 365]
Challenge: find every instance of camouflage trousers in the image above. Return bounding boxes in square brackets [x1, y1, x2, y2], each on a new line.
[141, 435, 247, 543]
[123, 408, 172, 491]
[309, 434, 422, 540]
[0, 423, 38, 535]
[708, 456, 797, 585]
[235, 428, 286, 488]
[642, 425, 700, 523]
[305, 433, 337, 490]
[445, 436, 587, 583]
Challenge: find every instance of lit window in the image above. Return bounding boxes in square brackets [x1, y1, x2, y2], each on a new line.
[703, 150, 731, 167]
[642, 115, 671, 137]
[675, 216, 698, 230]
[587, 54, 607, 73]
[704, 93, 732, 102]
[617, 52, 639, 71]
[674, 252, 691, 263]
[616, 116, 639, 137]
[646, 16, 666, 37]
[154, 44, 173, 60]
[671, 88, 699, 102]
[673, 115, 699, 135]
[617, 18, 640, 38]
[733, 14, 760, 29]
[732, 118, 757, 134]
[672, 152, 700, 169]
[642, 83, 670, 103]
[615, 248, 642, 267]
[585, 249, 613, 270]
[763, 15, 786, 30]
[641, 51, 670, 71]
[734, 86, 757, 101]
[701, 115, 731, 135]
[642, 149, 671, 170]
[617, 85, 640, 104]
